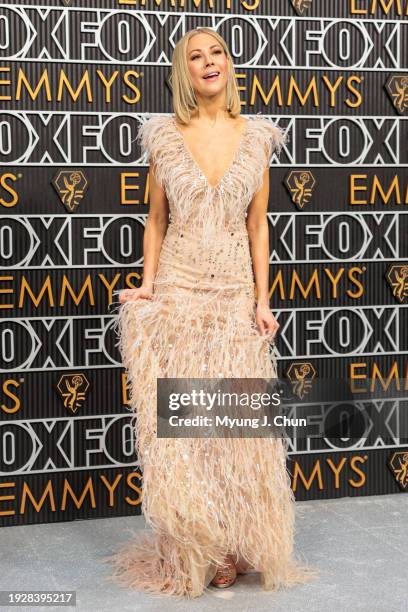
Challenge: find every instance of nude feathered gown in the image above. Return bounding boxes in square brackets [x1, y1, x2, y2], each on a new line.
[105, 114, 319, 598]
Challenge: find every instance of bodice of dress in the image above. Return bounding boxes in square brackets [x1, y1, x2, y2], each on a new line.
[136, 114, 288, 246]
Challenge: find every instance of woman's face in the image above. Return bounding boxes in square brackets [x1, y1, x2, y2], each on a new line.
[186, 33, 229, 98]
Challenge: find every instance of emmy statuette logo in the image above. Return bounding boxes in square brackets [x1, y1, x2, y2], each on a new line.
[286, 362, 316, 399]
[285, 170, 316, 210]
[291, 0, 313, 16]
[385, 264, 408, 304]
[388, 452, 408, 490]
[52, 170, 89, 213]
[56, 374, 90, 414]
[384, 75, 408, 115]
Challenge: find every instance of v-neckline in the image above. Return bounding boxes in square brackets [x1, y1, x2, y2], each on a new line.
[171, 116, 250, 190]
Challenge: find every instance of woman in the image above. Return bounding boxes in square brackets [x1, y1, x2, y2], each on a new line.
[106, 27, 319, 597]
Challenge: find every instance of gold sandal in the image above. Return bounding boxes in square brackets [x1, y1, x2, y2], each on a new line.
[210, 557, 237, 589]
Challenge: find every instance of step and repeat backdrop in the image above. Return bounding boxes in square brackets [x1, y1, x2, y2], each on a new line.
[0, 1, 407, 526]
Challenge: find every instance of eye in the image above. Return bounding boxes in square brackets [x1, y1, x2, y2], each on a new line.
[191, 55, 200, 60]
[213, 49, 222, 54]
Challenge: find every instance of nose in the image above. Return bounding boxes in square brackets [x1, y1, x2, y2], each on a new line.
[202, 51, 214, 66]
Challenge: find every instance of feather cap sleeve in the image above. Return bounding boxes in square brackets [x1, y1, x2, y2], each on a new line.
[136, 114, 170, 163]
[251, 116, 289, 160]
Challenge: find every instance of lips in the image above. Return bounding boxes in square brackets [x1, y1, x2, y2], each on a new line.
[203, 71, 220, 80]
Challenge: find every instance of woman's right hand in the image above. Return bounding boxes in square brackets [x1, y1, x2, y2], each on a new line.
[118, 285, 153, 304]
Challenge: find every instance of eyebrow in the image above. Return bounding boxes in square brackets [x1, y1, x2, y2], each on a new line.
[188, 44, 222, 54]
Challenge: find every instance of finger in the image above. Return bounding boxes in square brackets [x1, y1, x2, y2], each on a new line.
[265, 323, 272, 336]
[121, 292, 136, 303]
[271, 325, 279, 339]
[263, 324, 275, 339]
[258, 319, 265, 335]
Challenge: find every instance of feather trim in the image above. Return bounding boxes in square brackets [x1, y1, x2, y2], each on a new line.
[252, 116, 289, 160]
[136, 114, 288, 198]
[136, 114, 173, 190]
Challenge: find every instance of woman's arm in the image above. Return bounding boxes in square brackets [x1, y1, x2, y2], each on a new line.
[246, 168, 280, 339]
[141, 163, 169, 291]
[246, 167, 270, 306]
[119, 164, 169, 303]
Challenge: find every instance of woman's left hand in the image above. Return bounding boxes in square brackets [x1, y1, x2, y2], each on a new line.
[256, 303, 280, 341]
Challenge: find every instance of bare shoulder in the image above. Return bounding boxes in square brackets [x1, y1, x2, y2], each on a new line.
[233, 114, 249, 129]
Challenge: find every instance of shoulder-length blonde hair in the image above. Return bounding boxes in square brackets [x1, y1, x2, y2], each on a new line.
[169, 27, 242, 124]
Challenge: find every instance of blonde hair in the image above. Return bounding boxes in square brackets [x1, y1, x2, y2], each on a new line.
[169, 27, 242, 124]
